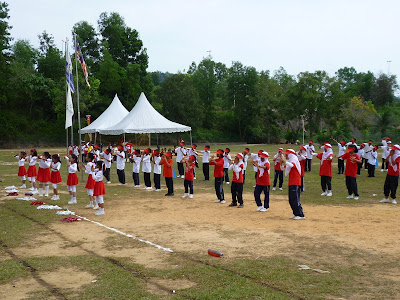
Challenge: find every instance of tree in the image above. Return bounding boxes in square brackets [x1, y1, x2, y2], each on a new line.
[72, 21, 100, 68]
[0, 1, 12, 106]
[373, 110, 395, 137]
[372, 73, 398, 107]
[37, 31, 64, 81]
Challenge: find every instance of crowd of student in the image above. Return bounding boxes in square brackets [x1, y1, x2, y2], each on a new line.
[14, 137, 400, 219]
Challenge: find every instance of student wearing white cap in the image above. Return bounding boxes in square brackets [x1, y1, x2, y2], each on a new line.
[253, 152, 271, 212]
[380, 144, 400, 204]
[305, 141, 315, 172]
[228, 153, 245, 208]
[313, 143, 333, 196]
[380, 140, 391, 171]
[272, 148, 284, 191]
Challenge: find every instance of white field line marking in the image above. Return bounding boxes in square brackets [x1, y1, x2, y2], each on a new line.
[75, 214, 174, 253]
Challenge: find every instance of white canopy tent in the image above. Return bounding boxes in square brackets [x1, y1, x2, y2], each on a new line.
[80, 94, 129, 134]
[99, 92, 192, 137]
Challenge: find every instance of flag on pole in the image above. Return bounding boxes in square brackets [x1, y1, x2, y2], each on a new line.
[76, 42, 90, 88]
[65, 44, 74, 93]
[65, 86, 74, 129]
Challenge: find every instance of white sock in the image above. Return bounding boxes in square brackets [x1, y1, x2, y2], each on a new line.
[73, 197, 77, 202]
[99, 207, 104, 213]
[39, 188, 43, 196]
[89, 200, 93, 205]
[45, 186, 49, 195]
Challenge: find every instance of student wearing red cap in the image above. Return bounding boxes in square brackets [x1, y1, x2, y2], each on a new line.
[182, 155, 196, 198]
[380, 140, 391, 172]
[131, 149, 141, 187]
[253, 152, 270, 212]
[366, 145, 378, 177]
[160, 152, 174, 196]
[175, 142, 187, 178]
[272, 148, 284, 191]
[281, 149, 305, 219]
[339, 145, 361, 199]
[152, 149, 162, 191]
[242, 148, 250, 183]
[305, 141, 315, 172]
[142, 148, 152, 190]
[210, 149, 225, 203]
[331, 137, 346, 174]
[188, 144, 198, 179]
[297, 146, 307, 192]
[228, 153, 245, 207]
[313, 143, 333, 196]
[100, 148, 112, 183]
[223, 148, 232, 184]
[115, 145, 126, 185]
[201, 145, 211, 181]
[381, 144, 400, 204]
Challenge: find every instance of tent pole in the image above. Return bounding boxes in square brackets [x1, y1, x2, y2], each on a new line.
[148, 133, 151, 147]
[190, 130, 193, 145]
[156, 134, 159, 149]
[124, 133, 126, 143]
[94, 132, 97, 145]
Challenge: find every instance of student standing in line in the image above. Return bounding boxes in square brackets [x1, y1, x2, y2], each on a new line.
[380, 141, 391, 172]
[253, 152, 270, 212]
[115, 145, 126, 185]
[182, 155, 196, 199]
[15, 151, 27, 188]
[201, 145, 210, 181]
[281, 149, 305, 220]
[272, 148, 284, 191]
[297, 146, 307, 192]
[313, 143, 333, 197]
[380, 144, 400, 204]
[210, 149, 225, 204]
[366, 145, 378, 177]
[26, 149, 38, 193]
[131, 149, 141, 187]
[65, 154, 79, 204]
[331, 138, 346, 174]
[242, 148, 250, 184]
[339, 145, 361, 200]
[223, 148, 232, 184]
[356, 144, 365, 176]
[80, 153, 96, 209]
[305, 141, 315, 172]
[37, 152, 52, 197]
[188, 144, 199, 179]
[228, 153, 245, 208]
[250, 150, 263, 187]
[160, 152, 174, 196]
[152, 149, 162, 191]
[50, 154, 62, 200]
[142, 148, 152, 190]
[363, 140, 372, 170]
[175, 142, 187, 178]
[93, 160, 106, 216]
[100, 148, 112, 183]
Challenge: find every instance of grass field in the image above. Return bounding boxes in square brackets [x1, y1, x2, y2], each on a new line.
[1, 144, 400, 299]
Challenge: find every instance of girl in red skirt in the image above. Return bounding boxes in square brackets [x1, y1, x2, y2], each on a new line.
[93, 160, 106, 215]
[26, 149, 38, 193]
[37, 152, 51, 197]
[65, 154, 79, 204]
[80, 153, 97, 209]
[15, 151, 27, 188]
[50, 154, 62, 200]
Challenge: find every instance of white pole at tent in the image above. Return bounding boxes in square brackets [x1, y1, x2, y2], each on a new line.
[124, 133, 126, 143]
[190, 130, 193, 145]
[94, 132, 97, 145]
[148, 133, 151, 147]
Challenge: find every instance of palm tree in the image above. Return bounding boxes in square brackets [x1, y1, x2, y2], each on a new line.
[373, 111, 395, 137]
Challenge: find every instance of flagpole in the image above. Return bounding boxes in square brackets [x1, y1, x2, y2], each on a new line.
[65, 39, 69, 155]
[73, 34, 83, 181]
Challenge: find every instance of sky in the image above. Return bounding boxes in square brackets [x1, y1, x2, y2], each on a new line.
[7, 0, 400, 79]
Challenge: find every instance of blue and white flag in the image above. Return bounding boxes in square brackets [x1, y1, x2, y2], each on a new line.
[66, 43, 74, 93]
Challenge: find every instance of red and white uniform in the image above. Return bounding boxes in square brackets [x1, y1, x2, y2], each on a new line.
[340, 152, 360, 178]
[297, 150, 307, 177]
[50, 161, 62, 184]
[125, 142, 134, 154]
[229, 162, 244, 183]
[27, 155, 38, 178]
[37, 158, 51, 183]
[255, 158, 270, 186]
[16, 156, 27, 177]
[210, 157, 224, 178]
[387, 150, 400, 176]
[315, 149, 333, 177]
[67, 161, 79, 186]
[284, 152, 302, 186]
[93, 169, 106, 196]
[184, 161, 195, 181]
[84, 162, 96, 189]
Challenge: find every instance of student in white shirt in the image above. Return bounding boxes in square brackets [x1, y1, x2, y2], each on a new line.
[115, 146, 126, 185]
[142, 148, 152, 190]
[100, 148, 112, 183]
[201, 145, 210, 181]
[242, 148, 250, 184]
[331, 138, 346, 174]
[223, 148, 232, 184]
[175, 142, 187, 178]
[188, 144, 199, 179]
[357, 144, 365, 175]
[131, 150, 141, 187]
[363, 140, 373, 170]
[367, 146, 378, 177]
[381, 141, 391, 171]
[305, 141, 315, 172]
[152, 149, 162, 191]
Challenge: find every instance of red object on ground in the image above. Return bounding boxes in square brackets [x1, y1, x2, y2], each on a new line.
[25, 192, 33, 196]
[6, 192, 18, 196]
[208, 249, 224, 257]
[30, 201, 45, 205]
[60, 217, 81, 222]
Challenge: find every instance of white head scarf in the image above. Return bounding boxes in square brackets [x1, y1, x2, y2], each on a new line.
[285, 150, 301, 176]
[321, 144, 333, 165]
[258, 152, 270, 177]
[389, 145, 400, 172]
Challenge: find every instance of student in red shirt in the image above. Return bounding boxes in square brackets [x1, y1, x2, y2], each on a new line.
[182, 155, 196, 199]
[228, 153, 245, 208]
[380, 144, 400, 204]
[272, 148, 284, 191]
[313, 143, 333, 197]
[339, 145, 362, 200]
[210, 149, 225, 204]
[160, 152, 174, 196]
[253, 151, 270, 212]
[282, 149, 305, 220]
[297, 146, 307, 192]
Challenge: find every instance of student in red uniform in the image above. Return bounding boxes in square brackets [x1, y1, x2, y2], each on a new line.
[253, 151, 270, 212]
[313, 143, 333, 197]
[15, 151, 27, 188]
[80, 153, 96, 209]
[282, 149, 305, 219]
[272, 148, 284, 191]
[65, 154, 79, 204]
[380, 144, 400, 204]
[228, 153, 245, 208]
[27, 149, 38, 193]
[182, 155, 196, 199]
[160, 152, 174, 196]
[37, 152, 52, 197]
[93, 160, 106, 215]
[339, 145, 362, 200]
[210, 149, 225, 204]
[50, 154, 62, 200]
[297, 146, 307, 192]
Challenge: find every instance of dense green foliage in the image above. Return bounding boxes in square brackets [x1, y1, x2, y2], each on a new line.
[0, 2, 398, 146]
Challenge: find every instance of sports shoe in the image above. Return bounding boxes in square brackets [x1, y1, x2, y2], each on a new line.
[229, 203, 237, 207]
[20, 184, 26, 189]
[279, 188, 283, 191]
[272, 187, 276, 191]
[391, 199, 397, 204]
[326, 191, 332, 197]
[380, 169, 384, 172]
[259, 207, 268, 212]
[39, 194, 43, 197]
[134, 185, 140, 188]
[256, 206, 264, 211]
[189, 194, 193, 199]
[93, 205, 99, 210]
[354, 196, 359, 200]
[50, 195, 57, 200]
[94, 211, 105, 215]
[215, 199, 221, 203]
[165, 193, 174, 196]
[346, 195, 353, 199]
[220, 200, 226, 204]
[118, 183, 124, 185]
[44, 194, 48, 197]
[289, 215, 296, 219]
[85, 204, 94, 208]
[155, 189, 161, 192]
[29, 187, 34, 191]
[293, 216, 305, 220]
[68, 200, 77, 204]
[180, 175, 185, 179]
[321, 191, 327, 196]
[237, 204, 244, 208]
[145, 187, 152, 190]
[194, 177, 196, 180]
[106, 181, 111, 184]
[226, 182, 230, 185]
[182, 193, 189, 198]
[380, 198, 389, 203]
